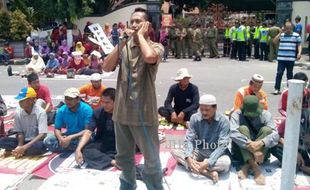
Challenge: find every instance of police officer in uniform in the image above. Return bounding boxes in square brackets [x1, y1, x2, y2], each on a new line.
[259, 22, 269, 61]
[186, 24, 194, 59]
[236, 20, 247, 61]
[253, 21, 261, 59]
[223, 23, 231, 57]
[246, 22, 255, 58]
[193, 23, 203, 61]
[175, 25, 187, 59]
[230, 21, 238, 59]
[268, 21, 281, 62]
[206, 21, 219, 58]
[168, 25, 177, 57]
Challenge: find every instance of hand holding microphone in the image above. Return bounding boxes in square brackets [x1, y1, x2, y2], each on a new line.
[120, 28, 135, 41]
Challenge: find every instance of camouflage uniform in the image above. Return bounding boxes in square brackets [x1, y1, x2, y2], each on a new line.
[186, 27, 194, 58]
[206, 26, 219, 58]
[268, 25, 281, 62]
[168, 27, 177, 57]
[175, 27, 187, 59]
[193, 27, 203, 61]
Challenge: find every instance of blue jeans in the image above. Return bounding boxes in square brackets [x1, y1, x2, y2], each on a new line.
[43, 134, 79, 152]
[274, 60, 294, 90]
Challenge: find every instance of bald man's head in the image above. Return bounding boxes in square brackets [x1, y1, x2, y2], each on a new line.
[284, 22, 293, 34]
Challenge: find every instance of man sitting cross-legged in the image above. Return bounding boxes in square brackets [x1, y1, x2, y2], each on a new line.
[158, 68, 199, 127]
[0, 87, 48, 157]
[44, 88, 93, 152]
[233, 74, 268, 112]
[79, 73, 106, 110]
[171, 94, 231, 183]
[27, 72, 55, 124]
[75, 88, 117, 169]
[230, 95, 280, 185]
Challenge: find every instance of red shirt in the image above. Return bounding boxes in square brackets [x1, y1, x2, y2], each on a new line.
[279, 88, 310, 117]
[307, 23, 310, 34]
[4, 47, 14, 58]
[278, 88, 310, 137]
[24, 46, 32, 58]
[83, 42, 93, 55]
[51, 28, 60, 43]
[68, 59, 86, 71]
[36, 84, 53, 109]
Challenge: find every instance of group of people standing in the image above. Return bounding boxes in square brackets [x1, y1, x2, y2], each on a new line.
[159, 16, 306, 64]
[160, 21, 218, 62]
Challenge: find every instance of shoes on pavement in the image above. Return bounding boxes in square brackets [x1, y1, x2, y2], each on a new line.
[273, 89, 281, 95]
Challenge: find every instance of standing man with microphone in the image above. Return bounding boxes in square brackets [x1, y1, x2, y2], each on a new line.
[102, 7, 164, 190]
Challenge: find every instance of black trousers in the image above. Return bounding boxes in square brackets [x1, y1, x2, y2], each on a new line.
[82, 141, 116, 170]
[246, 40, 253, 58]
[237, 41, 246, 61]
[230, 41, 238, 59]
[260, 42, 268, 61]
[254, 39, 260, 59]
[223, 38, 231, 56]
[158, 106, 196, 122]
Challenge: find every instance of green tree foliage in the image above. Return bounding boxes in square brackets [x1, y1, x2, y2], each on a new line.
[9, 10, 33, 40]
[169, 0, 210, 15]
[9, 0, 95, 28]
[91, 0, 112, 15]
[0, 11, 11, 40]
[53, 0, 95, 22]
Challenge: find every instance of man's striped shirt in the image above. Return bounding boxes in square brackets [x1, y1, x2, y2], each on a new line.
[277, 32, 301, 62]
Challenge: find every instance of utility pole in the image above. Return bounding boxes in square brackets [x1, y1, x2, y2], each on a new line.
[280, 79, 305, 190]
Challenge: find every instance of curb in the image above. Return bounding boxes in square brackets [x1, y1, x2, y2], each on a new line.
[296, 61, 310, 69]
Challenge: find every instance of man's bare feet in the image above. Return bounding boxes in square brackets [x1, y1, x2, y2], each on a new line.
[111, 160, 121, 169]
[1, 150, 11, 158]
[238, 164, 249, 180]
[253, 167, 266, 185]
[248, 159, 266, 185]
[254, 151, 264, 164]
[201, 170, 219, 183]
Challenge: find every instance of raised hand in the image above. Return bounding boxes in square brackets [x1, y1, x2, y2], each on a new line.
[137, 22, 150, 38]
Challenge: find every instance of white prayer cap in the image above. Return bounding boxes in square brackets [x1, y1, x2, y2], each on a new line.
[199, 94, 217, 105]
[90, 73, 102, 81]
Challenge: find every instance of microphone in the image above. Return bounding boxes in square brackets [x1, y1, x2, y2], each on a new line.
[119, 32, 129, 40]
